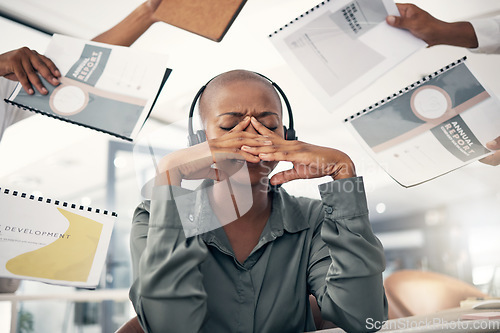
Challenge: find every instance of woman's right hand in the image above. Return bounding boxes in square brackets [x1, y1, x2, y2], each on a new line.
[0, 47, 60, 95]
[155, 116, 272, 186]
[386, 3, 478, 48]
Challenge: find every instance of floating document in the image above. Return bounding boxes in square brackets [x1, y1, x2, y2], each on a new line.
[0, 188, 115, 288]
[345, 58, 500, 187]
[5, 34, 171, 141]
[269, 0, 425, 111]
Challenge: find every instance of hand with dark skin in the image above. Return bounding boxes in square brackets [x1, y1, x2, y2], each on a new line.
[387, 4, 500, 166]
[481, 137, 500, 166]
[241, 117, 356, 184]
[155, 116, 273, 186]
[386, 3, 478, 48]
[153, 70, 359, 268]
[156, 77, 356, 188]
[0, 47, 60, 95]
[0, 0, 162, 96]
[92, 0, 162, 46]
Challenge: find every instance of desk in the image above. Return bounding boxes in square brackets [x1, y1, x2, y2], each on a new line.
[0, 289, 130, 333]
[316, 308, 500, 332]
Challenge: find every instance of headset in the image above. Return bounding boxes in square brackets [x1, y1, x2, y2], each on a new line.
[188, 72, 297, 146]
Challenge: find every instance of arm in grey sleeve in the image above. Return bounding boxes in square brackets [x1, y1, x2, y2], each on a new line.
[469, 16, 500, 54]
[129, 185, 209, 333]
[307, 177, 388, 332]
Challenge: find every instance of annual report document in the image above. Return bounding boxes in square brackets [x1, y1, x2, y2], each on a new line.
[345, 59, 500, 187]
[269, 0, 425, 111]
[5, 34, 171, 141]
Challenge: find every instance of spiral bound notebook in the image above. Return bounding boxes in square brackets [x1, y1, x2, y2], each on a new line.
[345, 57, 500, 187]
[0, 187, 116, 288]
[269, 0, 425, 112]
[5, 34, 172, 141]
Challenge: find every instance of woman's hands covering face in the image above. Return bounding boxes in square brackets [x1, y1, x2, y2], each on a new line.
[240, 117, 356, 185]
[156, 117, 272, 186]
[156, 116, 356, 187]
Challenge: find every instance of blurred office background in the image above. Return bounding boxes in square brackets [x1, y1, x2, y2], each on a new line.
[0, 0, 499, 332]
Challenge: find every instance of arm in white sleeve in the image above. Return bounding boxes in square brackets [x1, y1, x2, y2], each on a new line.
[469, 16, 500, 54]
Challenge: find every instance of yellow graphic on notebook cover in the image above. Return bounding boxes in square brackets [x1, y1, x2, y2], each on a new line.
[6, 208, 102, 282]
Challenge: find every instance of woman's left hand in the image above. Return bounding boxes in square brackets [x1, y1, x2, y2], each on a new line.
[480, 136, 500, 166]
[241, 117, 356, 185]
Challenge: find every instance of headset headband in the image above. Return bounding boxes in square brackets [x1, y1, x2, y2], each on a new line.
[188, 72, 295, 141]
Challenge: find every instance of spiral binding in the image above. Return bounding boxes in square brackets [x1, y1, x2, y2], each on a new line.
[269, 0, 331, 37]
[344, 56, 468, 123]
[0, 187, 117, 217]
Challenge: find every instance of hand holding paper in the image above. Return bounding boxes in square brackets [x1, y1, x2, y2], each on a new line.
[5, 35, 171, 141]
[0, 47, 61, 95]
[480, 136, 500, 165]
[345, 59, 500, 187]
[386, 3, 479, 48]
[269, 0, 426, 111]
[386, 4, 478, 48]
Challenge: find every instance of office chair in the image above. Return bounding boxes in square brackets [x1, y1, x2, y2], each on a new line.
[384, 269, 488, 319]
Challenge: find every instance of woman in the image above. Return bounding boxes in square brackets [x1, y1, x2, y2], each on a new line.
[130, 70, 387, 332]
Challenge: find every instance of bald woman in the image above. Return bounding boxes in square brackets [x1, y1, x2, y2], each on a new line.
[129, 70, 387, 333]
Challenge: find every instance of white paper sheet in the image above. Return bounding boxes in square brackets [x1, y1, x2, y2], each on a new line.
[6, 34, 171, 141]
[269, 0, 425, 111]
[0, 188, 115, 288]
[345, 59, 500, 187]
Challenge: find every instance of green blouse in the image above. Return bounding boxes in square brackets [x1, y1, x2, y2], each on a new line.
[129, 177, 387, 332]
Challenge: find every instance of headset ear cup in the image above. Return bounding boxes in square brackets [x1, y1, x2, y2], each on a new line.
[196, 130, 207, 144]
[188, 133, 198, 147]
[187, 130, 207, 146]
[284, 126, 296, 141]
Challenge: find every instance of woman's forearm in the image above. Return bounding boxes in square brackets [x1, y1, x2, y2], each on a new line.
[92, 2, 158, 46]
